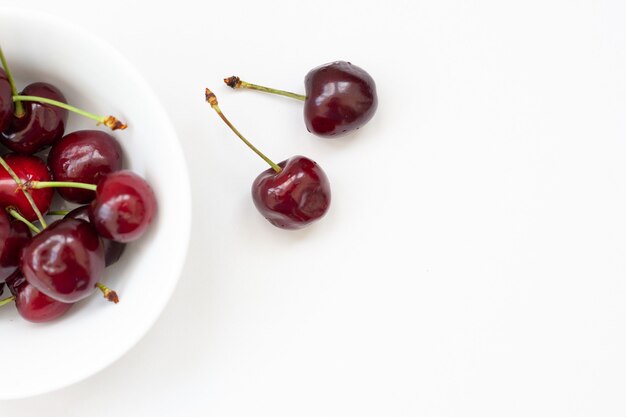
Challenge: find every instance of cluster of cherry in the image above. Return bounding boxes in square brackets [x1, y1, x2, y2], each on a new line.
[0, 46, 156, 323]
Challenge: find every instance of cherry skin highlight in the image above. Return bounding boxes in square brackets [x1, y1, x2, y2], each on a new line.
[304, 61, 377, 137]
[48, 130, 123, 204]
[89, 170, 157, 243]
[5, 271, 73, 323]
[20, 218, 105, 303]
[252, 155, 331, 230]
[0, 82, 68, 154]
[66, 205, 126, 266]
[0, 210, 31, 281]
[0, 68, 13, 132]
[0, 153, 54, 222]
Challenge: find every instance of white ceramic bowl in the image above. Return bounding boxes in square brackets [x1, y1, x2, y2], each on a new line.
[0, 8, 191, 399]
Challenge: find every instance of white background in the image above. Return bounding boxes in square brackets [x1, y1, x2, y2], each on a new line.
[2, 0, 626, 415]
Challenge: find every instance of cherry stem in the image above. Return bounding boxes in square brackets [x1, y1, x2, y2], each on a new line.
[0, 295, 16, 308]
[0, 155, 47, 228]
[29, 181, 97, 191]
[12, 96, 127, 131]
[0, 45, 25, 117]
[224, 76, 306, 101]
[95, 282, 119, 304]
[47, 210, 70, 216]
[7, 208, 41, 234]
[205, 88, 282, 173]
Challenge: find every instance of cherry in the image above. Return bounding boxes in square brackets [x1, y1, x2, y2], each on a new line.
[224, 61, 377, 138]
[66, 205, 126, 266]
[252, 156, 331, 229]
[205, 88, 331, 229]
[88, 171, 157, 243]
[48, 130, 123, 204]
[20, 218, 105, 303]
[0, 210, 31, 281]
[5, 271, 72, 323]
[0, 82, 69, 154]
[0, 68, 12, 132]
[303, 61, 377, 137]
[0, 154, 53, 222]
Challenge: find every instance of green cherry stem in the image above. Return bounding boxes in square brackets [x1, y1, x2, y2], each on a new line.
[29, 181, 97, 191]
[12, 95, 127, 131]
[0, 295, 16, 308]
[0, 45, 25, 117]
[7, 208, 41, 234]
[0, 155, 47, 228]
[46, 210, 70, 216]
[205, 88, 282, 173]
[224, 76, 306, 101]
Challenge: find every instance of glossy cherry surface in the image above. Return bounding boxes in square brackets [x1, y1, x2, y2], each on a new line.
[0, 153, 54, 221]
[67, 205, 126, 266]
[89, 170, 157, 243]
[252, 155, 331, 229]
[20, 218, 104, 303]
[304, 61, 377, 137]
[48, 130, 123, 204]
[0, 69, 12, 132]
[7, 270, 72, 323]
[0, 210, 31, 281]
[6, 271, 73, 323]
[0, 82, 68, 154]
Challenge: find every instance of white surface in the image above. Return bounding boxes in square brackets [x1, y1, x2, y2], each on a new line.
[1, 0, 626, 415]
[0, 8, 190, 399]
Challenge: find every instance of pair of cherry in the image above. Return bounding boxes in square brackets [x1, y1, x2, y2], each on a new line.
[0, 46, 157, 323]
[207, 61, 378, 230]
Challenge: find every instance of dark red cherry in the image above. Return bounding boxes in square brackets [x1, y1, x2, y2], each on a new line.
[89, 171, 157, 243]
[0, 153, 54, 221]
[5, 271, 72, 323]
[48, 130, 123, 204]
[66, 205, 126, 266]
[252, 155, 331, 229]
[0, 210, 31, 281]
[0, 68, 13, 132]
[0, 82, 68, 154]
[20, 218, 105, 303]
[304, 61, 377, 137]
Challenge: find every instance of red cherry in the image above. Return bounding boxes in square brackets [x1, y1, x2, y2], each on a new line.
[224, 61, 377, 138]
[0, 210, 31, 281]
[66, 205, 126, 266]
[20, 218, 105, 303]
[5, 271, 72, 323]
[205, 89, 331, 230]
[89, 171, 157, 243]
[0, 153, 54, 222]
[0, 82, 68, 154]
[304, 61, 377, 137]
[48, 130, 123, 204]
[252, 156, 331, 229]
[0, 68, 13, 132]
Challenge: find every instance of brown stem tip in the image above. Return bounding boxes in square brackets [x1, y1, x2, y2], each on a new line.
[224, 76, 241, 89]
[102, 116, 128, 131]
[103, 288, 119, 304]
[205, 88, 218, 106]
[96, 282, 120, 304]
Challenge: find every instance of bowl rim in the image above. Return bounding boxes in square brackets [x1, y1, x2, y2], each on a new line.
[0, 6, 192, 399]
